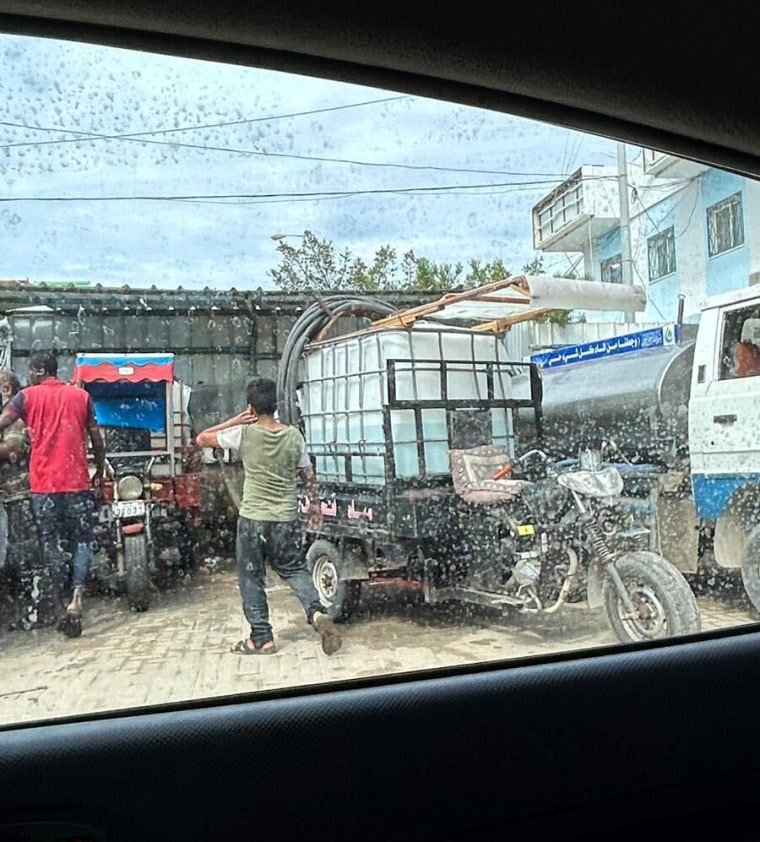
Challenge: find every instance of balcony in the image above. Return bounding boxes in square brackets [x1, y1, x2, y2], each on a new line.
[642, 148, 709, 178]
[532, 166, 620, 252]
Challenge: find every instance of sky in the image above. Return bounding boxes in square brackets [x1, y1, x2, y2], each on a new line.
[0, 33, 622, 291]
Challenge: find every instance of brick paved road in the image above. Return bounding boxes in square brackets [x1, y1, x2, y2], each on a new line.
[0, 568, 755, 727]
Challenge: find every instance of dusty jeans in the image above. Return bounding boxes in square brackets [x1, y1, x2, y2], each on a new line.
[236, 516, 325, 647]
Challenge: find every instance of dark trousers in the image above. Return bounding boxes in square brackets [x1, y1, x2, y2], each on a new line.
[31, 490, 95, 609]
[236, 516, 324, 646]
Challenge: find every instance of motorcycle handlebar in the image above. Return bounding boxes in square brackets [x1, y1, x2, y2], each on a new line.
[517, 449, 549, 463]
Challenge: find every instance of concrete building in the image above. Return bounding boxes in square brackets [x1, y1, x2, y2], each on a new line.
[531, 149, 760, 323]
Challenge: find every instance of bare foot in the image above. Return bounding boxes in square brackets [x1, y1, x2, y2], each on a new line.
[66, 586, 84, 615]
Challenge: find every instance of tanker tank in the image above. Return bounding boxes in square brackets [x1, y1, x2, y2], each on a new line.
[515, 341, 695, 468]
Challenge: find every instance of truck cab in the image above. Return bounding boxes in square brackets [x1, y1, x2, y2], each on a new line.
[688, 286, 760, 576]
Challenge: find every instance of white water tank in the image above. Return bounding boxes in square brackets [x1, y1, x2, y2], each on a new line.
[299, 324, 516, 485]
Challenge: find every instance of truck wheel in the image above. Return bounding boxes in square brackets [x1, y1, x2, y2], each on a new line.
[740, 525, 760, 614]
[124, 534, 152, 612]
[603, 552, 701, 643]
[306, 539, 360, 623]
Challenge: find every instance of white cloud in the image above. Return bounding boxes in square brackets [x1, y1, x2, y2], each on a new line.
[0, 33, 618, 289]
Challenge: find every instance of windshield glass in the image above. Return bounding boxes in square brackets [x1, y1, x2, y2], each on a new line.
[0, 32, 757, 726]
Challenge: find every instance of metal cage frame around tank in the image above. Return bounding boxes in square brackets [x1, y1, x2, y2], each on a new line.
[303, 354, 543, 486]
[383, 357, 542, 483]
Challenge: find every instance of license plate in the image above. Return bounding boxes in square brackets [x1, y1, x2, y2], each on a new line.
[517, 524, 535, 536]
[113, 500, 146, 518]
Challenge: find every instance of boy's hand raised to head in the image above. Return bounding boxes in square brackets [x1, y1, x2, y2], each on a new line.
[231, 409, 258, 426]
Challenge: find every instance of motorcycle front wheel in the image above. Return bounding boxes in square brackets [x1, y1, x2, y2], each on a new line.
[603, 552, 701, 643]
[124, 533, 152, 613]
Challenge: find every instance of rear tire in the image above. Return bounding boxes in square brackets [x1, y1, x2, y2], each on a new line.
[306, 539, 360, 623]
[124, 534, 152, 612]
[740, 525, 760, 614]
[603, 552, 701, 643]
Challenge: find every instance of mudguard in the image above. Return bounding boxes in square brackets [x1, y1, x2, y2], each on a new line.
[587, 550, 670, 608]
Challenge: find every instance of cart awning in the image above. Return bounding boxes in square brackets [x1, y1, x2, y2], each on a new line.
[74, 353, 174, 383]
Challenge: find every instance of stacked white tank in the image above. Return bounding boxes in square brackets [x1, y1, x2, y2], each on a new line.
[299, 323, 515, 484]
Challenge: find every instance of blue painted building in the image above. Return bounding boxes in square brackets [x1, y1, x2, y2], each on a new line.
[531, 151, 760, 323]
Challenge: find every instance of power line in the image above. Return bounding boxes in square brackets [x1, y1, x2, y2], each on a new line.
[0, 178, 571, 203]
[559, 130, 572, 176]
[633, 179, 697, 237]
[0, 95, 409, 147]
[0, 118, 579, 178]
[0, 107, 580, 179]
[182, 186, 547, 207]
[631, 259, 669, 322]
[175, 192, 359, 207]
[0, 174, 642, 209]
[675, 182, 702, 239]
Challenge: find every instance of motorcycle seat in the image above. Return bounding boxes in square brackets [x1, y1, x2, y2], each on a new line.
[449, 445, 531, 506]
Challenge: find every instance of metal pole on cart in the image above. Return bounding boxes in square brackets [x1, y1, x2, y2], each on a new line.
[166, 380, 175, 477]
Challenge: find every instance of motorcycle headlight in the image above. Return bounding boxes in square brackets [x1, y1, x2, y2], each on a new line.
[579, 448, 603, 472]
[117, 475, 144, 501]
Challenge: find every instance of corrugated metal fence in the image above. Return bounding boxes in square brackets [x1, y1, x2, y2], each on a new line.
[1, 283, 436, 426]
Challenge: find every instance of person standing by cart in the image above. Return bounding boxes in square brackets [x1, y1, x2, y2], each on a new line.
[196, 377, 342, 656]
[0, 351, 106, 637]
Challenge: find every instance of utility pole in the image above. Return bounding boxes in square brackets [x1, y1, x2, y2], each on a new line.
[617, 142, 635, 324]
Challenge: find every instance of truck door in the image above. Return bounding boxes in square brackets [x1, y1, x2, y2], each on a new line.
[689, 302, 760, 520]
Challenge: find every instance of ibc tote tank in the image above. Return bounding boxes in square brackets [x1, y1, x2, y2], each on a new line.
[299, 324, 516, 485]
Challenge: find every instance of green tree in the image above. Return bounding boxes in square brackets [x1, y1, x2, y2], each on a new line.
[464, 258, 510, 287]
[270, 230, 520, 294]
[270, 231, 472, 293]
[521, 255, 546, 276]
[412, 257, 464, 290]
[269, 231, 371, 292]
[271, 231, 429, 292]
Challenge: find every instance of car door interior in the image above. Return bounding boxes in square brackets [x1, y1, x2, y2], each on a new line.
[2, 3, 760, 841]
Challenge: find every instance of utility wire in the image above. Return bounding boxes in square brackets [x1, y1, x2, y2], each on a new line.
[0, 178, 575, 203]
[0, 95, 408, 147]
[1, 119, 580, 178]
[0, 174, 631, 204]
[1, 104, 583, 178]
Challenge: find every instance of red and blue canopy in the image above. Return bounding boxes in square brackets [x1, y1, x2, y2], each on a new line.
[74, 353, 174, 384]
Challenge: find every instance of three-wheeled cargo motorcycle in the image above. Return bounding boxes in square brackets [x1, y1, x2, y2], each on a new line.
[74, 353, 202, 611]
[279, 286, 701, 644]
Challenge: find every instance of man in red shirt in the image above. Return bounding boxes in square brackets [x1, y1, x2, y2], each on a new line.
[0, 351, 106, 637]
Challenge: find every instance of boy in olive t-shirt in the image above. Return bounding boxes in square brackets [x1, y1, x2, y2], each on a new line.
[196, 377, 341, 656]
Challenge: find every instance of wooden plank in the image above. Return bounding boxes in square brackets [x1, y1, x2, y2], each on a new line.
[369, 275, 530, 330]
[471, 308, 551, 332]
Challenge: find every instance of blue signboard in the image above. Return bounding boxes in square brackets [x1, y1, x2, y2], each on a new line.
[530, 324, 679, 369]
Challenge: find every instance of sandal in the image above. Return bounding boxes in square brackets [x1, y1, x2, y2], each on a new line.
[59, 587, 84, 638]
[231, 638, 276, 655]
[58, 612, 83, 639]
[314, 614, 342, 656]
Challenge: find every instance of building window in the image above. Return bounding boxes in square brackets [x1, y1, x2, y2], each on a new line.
[600, 254, 622, 284]
[647, 226, 676, 280]
[707, 192, 744, 257]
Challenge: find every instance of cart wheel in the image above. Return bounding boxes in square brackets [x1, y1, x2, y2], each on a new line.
[306, 540, 360, 623]
[124, 534, 152, 613]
